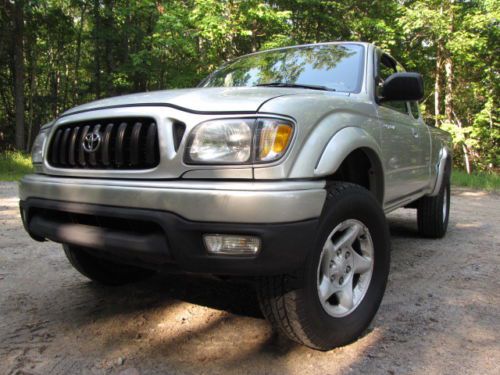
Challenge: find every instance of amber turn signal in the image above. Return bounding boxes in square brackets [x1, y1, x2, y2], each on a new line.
[257, 121, 293, 162]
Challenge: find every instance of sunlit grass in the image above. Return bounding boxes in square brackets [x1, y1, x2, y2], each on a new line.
[451, 170, 499, 192]
[0, 151, 33, 181]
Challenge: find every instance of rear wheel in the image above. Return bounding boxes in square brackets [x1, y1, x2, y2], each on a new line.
[257, 182, 390, 350]
[63, 245, 156, 286]
[417, 175, 451, 238]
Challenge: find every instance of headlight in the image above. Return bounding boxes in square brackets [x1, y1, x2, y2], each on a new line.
[187, 119, 253, 163]
[185, 118, 293, 164]
[31, 129, 49, 164]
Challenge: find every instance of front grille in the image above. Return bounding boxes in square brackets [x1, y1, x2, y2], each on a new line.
[48, 117, 160, 169]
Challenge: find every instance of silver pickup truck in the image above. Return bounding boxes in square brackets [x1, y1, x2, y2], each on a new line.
[20, 42, 452, 350]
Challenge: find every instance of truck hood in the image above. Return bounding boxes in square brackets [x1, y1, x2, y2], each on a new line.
[61, 87, 310, 116]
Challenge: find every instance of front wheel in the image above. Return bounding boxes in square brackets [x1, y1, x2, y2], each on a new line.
[257, 182, 391, 350]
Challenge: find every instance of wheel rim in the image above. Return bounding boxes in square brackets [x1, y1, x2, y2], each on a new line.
[442, 185, 448, 223]
[317, 219, 374, 318]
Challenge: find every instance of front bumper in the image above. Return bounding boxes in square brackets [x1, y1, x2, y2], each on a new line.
[19, 174, 326, 275]
[19, 174, 325, 223]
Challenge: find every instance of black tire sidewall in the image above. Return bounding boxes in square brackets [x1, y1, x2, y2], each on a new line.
[442, 179, 451, 232]
[299, 185, 391, 348]
[418, 173, 451, 238]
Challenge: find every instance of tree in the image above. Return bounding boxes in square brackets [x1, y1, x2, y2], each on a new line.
[7, 0, 26, 150]
[0, 0, 497, 175]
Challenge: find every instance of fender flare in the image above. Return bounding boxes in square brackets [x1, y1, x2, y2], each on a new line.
[314, 127, 385, 203]
[429, 147, 452, 196]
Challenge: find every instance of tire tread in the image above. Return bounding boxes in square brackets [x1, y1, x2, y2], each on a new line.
[257, 182, 381, 350]
[417, 178, 450, 238]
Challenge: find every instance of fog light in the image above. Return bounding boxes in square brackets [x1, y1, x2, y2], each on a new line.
[203, 234, 261, 255]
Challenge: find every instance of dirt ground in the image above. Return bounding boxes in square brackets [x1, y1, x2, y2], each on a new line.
[0, 181, 499, 375]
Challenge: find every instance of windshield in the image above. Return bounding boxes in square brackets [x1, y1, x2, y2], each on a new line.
[201, 43, 365, 93]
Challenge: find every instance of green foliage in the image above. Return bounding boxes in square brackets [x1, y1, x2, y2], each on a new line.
[451, 170, 500, 192]
[0, 151, 33, 181]
[0, 0, 498, 175]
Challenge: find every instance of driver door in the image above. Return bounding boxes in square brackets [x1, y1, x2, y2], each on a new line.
[376, 53, 426, 206]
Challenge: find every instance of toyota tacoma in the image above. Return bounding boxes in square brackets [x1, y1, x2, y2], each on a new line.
[20, 42, 452, 350]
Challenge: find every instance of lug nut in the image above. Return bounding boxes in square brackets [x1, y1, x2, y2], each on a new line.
[346, 266, 351, 273]
[330, 275, 335, 282]
[339, 276, 344, 284]
[345, 251, 350, 259]
[336, 249, 342, 256]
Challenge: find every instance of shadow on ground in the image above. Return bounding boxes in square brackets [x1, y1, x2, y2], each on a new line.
[1, 186, 499, 374]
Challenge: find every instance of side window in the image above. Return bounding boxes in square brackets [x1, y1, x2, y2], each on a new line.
[377, 54, 409, 115]
[409, 101, 420, 119]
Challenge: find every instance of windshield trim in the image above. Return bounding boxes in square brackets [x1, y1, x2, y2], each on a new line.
[199, 42, 367, 94]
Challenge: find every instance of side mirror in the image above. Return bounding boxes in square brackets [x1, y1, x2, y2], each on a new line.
[380, 72, 424, 101]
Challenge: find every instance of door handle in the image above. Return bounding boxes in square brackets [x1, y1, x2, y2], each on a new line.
[383, 123, 396, 130]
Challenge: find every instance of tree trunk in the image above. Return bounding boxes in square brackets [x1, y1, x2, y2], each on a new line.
[453, 111, 471, 174]
[444, 8, 454, 123]
[73, 3, 86, 103]
[444, 55, 454, 123]
[26, 34, 36, 152]
[103, 0, 114, 96]
[93, 0, 101, 98]
[62, 63, 70, 112]
[51, 70, 60, 117]
[13, 0, 25, 150]
[462, 144, 471, 174]
[434, 40, 443, 127]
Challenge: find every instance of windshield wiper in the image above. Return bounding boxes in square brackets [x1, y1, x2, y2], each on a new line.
[256, 82, 336, 91]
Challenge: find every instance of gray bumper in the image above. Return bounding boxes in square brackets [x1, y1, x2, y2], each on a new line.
[19, 174, 326, 223]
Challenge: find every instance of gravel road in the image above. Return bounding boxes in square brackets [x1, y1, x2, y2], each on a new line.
[1, 181, 499, 375]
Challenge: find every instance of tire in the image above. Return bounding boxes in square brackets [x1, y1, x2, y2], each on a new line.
[257, 182, 391, 351]
[417, 174, 451, 238]
[63, 244, 156, 286]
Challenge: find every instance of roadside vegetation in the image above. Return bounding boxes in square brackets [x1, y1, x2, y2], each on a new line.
[451, 170, 500, 192]
[0, 0, 498, 176]
[0, 151, 33, 181]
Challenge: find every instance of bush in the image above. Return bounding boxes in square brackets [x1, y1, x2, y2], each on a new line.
[0, 151, 33, 181]
[451, 170, 499, 192]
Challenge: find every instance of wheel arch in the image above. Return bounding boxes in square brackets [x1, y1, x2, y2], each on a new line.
[314, 127, 385, 204]
[429, 146, 452, 196]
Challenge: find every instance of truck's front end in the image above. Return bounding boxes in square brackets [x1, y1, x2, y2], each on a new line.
[20, 98, 329, 275]
[20, 42, 393, 351]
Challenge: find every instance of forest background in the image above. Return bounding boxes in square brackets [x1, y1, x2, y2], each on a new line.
[1, 0, 498, 174]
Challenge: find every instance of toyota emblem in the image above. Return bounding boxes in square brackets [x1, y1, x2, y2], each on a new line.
[82, 132, 102, 153]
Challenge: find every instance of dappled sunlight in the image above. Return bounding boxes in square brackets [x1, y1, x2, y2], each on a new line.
[455, 190, 489, 198]
[0, 193, 21, 224]
[1, 181, 499, 373]
[228, 326, 386, 375]
[0, 195, 20, 211]
[0, 207, 21, 220]
[454, 222, 483, 229]
[74, 292, 387, 374]
[21, 268, 389, 374]
[0, 196, 20, 204]
[410, 295, 500, 374]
